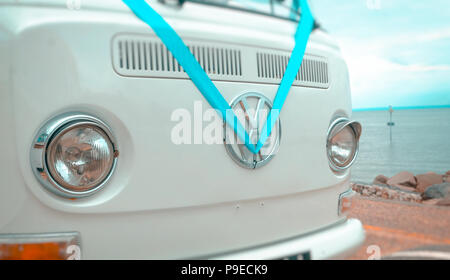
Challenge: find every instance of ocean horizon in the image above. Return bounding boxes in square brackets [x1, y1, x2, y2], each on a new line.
[353, 104, 450, 112]
[351, 107, 450, 184]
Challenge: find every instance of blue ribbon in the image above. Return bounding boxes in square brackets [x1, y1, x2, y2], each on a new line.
[122, 0, 314, 154]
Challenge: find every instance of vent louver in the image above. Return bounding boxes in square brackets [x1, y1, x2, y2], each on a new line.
[256, 53, 329, 84]
[116, 38, 242, 77]
[112, 34, 329, 89]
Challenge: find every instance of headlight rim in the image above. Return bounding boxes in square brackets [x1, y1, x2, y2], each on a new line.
[326, 117, 361, 173]
[31, 113, 119, 199]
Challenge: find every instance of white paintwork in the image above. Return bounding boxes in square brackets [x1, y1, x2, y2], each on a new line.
[0, 0, 363, 259]
[388, 250, 450, 260]
[214, 219, 365, 260]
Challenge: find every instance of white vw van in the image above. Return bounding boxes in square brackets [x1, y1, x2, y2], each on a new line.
[0, 0, 364, 259]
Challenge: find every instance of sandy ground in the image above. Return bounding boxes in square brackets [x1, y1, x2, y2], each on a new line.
[346, 195, 450, 260]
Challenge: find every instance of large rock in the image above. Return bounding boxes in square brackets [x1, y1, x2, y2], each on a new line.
[446, 170, 450, 175]
[393, 184, 417, 192]
[422, 183, 450, 200]
[445, 175, 450, 183]
[386, 171, 417, 188]
[437, 198, 450, 206]
[416, 172, 443, 193]
[422, 198, 441, 205]
[373, 174, 389, 185]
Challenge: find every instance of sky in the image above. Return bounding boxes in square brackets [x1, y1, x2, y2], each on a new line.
[311, 0, 450, 110]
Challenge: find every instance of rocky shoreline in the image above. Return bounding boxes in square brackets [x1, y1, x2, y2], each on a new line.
[352, 171, 450, 206]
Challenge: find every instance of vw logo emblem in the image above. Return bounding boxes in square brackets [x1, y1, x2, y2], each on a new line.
[223, 92, 281, 169]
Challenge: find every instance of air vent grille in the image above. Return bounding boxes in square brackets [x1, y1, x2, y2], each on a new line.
[112, 34, 330, 89]
[117, 39, 242, 77]
[256, 53, 329, 84]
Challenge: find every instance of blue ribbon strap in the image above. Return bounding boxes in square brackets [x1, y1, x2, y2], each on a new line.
[122, 0, 314, 154]
[256, 0, 314, 152]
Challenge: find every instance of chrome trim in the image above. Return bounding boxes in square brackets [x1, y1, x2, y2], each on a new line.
[338, 188, 355, 216]
[223, 92, 281, 169]
[0, 231, 80, 245]
[30, 112, 119, 199]
[326, 117, 362, 173]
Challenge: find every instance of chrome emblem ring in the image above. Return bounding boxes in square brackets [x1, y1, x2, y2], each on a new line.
[223, 92, 281, 169]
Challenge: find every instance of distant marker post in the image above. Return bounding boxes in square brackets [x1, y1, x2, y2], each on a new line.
[387, 105, 395, 143]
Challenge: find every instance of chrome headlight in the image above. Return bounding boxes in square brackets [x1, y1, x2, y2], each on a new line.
[31, 113, 119, 198]
[326, 118, 362, 172]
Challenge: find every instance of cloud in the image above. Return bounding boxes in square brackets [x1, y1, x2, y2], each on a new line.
[338, 40, 450, 108]
[312, 0, 450, 108]
[397, 28, 450, 45]
[405, 64, 450, 72]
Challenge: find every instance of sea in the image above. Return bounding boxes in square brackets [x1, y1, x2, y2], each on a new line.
[351, 107, 450, 184]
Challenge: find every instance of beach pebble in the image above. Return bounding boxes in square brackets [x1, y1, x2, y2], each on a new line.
[387, 171, 417, 188]
[350, 183, 422, 203]
[416, 172, 444, 193]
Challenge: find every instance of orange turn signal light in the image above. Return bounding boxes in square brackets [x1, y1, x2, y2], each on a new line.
[0, 232, 80, 260]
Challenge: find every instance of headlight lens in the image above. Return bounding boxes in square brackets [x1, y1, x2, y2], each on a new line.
[327, 118, 361, 172]
[31, 113, 118, 198]
[329, 126, 356, 167]
[46, 122, 115, 192]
